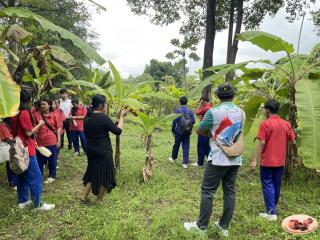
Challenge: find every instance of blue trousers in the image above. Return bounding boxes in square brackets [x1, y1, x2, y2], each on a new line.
[260, 166, 284, 215]
[197, 135, 211, 166]
[171, 134, 190, 164]
[17, 156, 42, 207]
[71, 130, 87, 154]
[36, 145, 58, 179]
[6, 162, 17, 187]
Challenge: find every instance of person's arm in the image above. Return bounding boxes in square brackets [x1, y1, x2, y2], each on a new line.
[250, 140, 265, 170]
[250, 123, 266, 170]
[196, 110, 213, 136]
[71, 107, 87, 120]
[196, 104, 206, 116]
[20, 111, 44, 137]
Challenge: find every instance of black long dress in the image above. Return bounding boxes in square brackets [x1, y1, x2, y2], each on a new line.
[83, 112, 122, 195]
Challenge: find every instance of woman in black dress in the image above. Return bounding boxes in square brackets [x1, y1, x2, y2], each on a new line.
[82, 94, 127, 203]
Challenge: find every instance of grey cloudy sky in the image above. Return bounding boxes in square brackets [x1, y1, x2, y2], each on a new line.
[89, 0, 319, 77]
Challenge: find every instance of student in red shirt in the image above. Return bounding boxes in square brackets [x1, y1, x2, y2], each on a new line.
[193, 96, 212, 167]
[70, 97, 87, 156]
[34, 99, 61, 184]
[0, 118, 17, 189]
[251, 99, 295, 221]
[11, 89, 55, 210]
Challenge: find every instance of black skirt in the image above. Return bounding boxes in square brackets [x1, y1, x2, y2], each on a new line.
[83, 138, 116, 195]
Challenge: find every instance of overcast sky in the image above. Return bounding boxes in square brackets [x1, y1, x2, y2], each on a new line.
[89, 0, 319, 77]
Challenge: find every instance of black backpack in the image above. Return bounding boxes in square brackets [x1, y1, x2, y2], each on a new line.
[178, 109, 193, 135]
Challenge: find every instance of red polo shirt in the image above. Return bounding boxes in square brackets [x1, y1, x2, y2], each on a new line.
[11, 110, 36, 157]
[34, 112, 61, 147]
[69, 105, 87, 131]
[196, 103, 212, 122]
[257, 115, 295, 167]
[0, 122, 12, 141]
[54, 109, 66, 135]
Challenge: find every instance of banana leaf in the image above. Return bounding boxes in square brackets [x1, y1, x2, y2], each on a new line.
[0, 8, 105, 65]
[296, 79, 320, 169]
[0, 53, 20, 117]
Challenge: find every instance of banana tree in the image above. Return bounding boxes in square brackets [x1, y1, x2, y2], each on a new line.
[108, 61, 147, 170]
[0, 52, 20, 117]
[237, 31, 320, 172]
[134, 111, 179, 182]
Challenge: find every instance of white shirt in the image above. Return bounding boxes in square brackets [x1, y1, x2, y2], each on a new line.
[200, 102, 245, 166]
[60, 98, 72, 119]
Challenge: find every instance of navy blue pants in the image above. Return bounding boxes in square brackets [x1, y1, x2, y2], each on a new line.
[17, 156, 42, 207]
[71, 130, 87, 154]
[171, 134, 190, 164]
[260, 166, 284, 215]
[197, 135, 211, 166]
[36, 145, 58, 179]
[6, 162, 17, 187]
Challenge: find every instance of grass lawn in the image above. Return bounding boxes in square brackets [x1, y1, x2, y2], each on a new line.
[0, 121, 319, 240]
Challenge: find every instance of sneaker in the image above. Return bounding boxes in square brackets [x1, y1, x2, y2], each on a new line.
[182, 164, 188, 169]
[74, 152, 80, 156]
[259, 213, 277, 221]
[192, 162, 202, 167]
[38, 202, 55, 211]
[184, 221, 206, 233]
[18, 200, 33, 209]
[44, 177, 56, 184]
[214, 222, 229, 237]
[168, 157, 175, 163]
[12, 186, 17, 191]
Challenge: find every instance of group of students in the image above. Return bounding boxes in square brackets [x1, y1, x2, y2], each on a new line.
[166, 84, 295, 237]
[0, 88, 89, 210]
[0, 83, 295, 237]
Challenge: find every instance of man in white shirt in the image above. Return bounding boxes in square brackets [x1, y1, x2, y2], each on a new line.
[60, 89, 73, 149]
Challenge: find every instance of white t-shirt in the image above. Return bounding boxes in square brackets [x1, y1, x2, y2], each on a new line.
[60, 98, 72, 119]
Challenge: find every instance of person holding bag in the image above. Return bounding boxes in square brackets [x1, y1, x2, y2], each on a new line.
[34, 99, 61, 184]
[0, 118, 17, 190]
[184, 83, 245, 237]
[11, 89, 55, 210]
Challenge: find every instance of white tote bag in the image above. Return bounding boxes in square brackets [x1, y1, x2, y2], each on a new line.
[0, 141, 10, 163]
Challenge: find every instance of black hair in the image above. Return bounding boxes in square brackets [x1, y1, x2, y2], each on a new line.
[91, 94, 106, 110]
[19, 89, 31, 111]
[179, 96, 188, 105]
[200, 96, 210, 102]
[264, 99, 280, 114]
[71, 97, 80, 105]
[59, 88, 68, 94]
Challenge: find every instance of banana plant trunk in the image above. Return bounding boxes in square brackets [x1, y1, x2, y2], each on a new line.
[115, 134, 121, 170]
[286, 85, 298, 177]
[143, 135, 153, 182]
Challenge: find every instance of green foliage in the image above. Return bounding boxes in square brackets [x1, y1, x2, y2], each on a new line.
[0, 53, 20, 117]
[0, 7, 105, 65]
[237, 31, 294, 54]
[296, 79, 320, 169]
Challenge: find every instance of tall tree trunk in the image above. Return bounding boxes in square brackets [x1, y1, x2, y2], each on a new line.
[230, 0, 243, 64]
[201, 0, 217, 98]
[226, 0, 235, 64]
[226, 0, 244, 82]
[143, 135, 153, 182]
[286, 85, 298, 178]
[8, 0, 18, 78]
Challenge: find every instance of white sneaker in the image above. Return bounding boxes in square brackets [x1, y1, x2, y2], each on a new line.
[13, 186, 17, 191]
[182, 164, 188, 169]
[74, 152, 80, 156]
[184, 221, 206, 233]
[259, 213, 277, 221]
[214, 222, 229, 237]
[44, 177, 56, 184]
[18, 200, 33, 209]
[168, 157, 175, 163]
[39, 202, 55, 211]
[192, 162, 202, 167]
